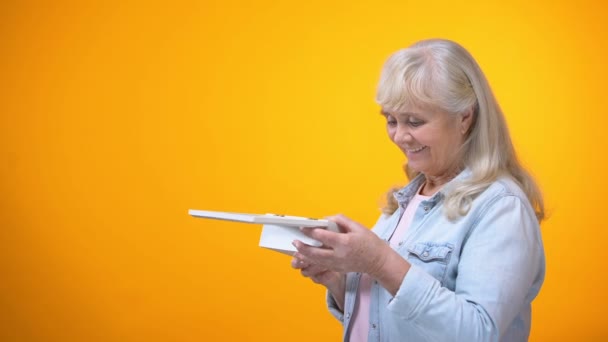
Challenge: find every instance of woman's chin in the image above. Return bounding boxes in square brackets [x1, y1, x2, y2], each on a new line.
[406, 162, 425, 175]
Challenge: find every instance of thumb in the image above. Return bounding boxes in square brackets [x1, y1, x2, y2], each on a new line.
[328, 214, 365, 234]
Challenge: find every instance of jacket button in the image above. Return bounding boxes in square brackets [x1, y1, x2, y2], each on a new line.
[422, 251, 429, 257]
[372, 324, 377, 329]
[423, 206, 430, 212]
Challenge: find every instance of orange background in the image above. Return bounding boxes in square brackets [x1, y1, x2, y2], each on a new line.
[1, 0, 606, 341]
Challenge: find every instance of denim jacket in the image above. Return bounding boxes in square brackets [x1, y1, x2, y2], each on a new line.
[326, 170, 545, 341]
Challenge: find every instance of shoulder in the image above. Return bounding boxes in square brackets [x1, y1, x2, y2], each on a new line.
[474, 175, 529, 205]
[461, 177, 543, 253]
[469, 176, 537, 228]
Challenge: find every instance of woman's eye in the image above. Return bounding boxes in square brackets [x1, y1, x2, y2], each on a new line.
[408, 120, 424, 127]
[384, 114, 397, 127]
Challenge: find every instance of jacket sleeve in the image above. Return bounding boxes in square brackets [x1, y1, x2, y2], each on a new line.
[326, 291, 345, 323]
[385, 194, 545, 341]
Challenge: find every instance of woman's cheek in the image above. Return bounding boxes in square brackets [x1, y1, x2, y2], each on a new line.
[387, 128, 396, 142]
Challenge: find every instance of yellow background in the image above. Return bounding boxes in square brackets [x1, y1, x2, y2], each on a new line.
[1, 0, 606, 340]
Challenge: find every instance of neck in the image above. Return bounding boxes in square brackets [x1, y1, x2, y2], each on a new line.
[421, 165, 463, 196]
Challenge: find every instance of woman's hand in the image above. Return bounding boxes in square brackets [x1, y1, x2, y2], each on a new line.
[293, 214, 410, 296]
[293, 214, 391, 276]
[291, 256, 345, 311]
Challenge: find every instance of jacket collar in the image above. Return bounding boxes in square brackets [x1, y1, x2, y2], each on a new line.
[393, 168, 472, 207]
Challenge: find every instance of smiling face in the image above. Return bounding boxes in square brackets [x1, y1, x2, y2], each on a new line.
[382, 105, 472, 179]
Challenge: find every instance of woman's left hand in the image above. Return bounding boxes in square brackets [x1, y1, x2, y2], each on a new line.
[292, 214, 392, 277]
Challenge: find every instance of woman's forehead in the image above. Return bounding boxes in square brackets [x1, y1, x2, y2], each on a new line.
[381, 103, 436, 116]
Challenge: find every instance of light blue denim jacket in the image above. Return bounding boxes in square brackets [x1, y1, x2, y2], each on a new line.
[327, 170, 545, 342]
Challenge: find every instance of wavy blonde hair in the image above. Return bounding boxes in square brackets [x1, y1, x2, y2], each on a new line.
[377, 39, 544, 222]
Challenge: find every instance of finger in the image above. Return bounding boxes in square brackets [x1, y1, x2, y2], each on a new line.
[327, 214, 365, 234]
[301, 263, 328, 277]
[291, 257, 308, 269]
[299, 227, 342, 248]
[293, 240, 333, 262]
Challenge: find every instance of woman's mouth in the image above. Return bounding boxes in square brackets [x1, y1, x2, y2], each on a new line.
[406, 146, 427, 153]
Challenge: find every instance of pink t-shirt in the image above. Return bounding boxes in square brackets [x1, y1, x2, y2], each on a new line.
[349, 191, 430, 342]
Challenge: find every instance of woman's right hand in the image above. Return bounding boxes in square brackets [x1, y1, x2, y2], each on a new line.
[290, 257, 337, 287]
[291, 256, 345, 311]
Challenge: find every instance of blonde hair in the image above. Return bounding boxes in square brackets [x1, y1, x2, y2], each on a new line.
[377, 39, 544, 222]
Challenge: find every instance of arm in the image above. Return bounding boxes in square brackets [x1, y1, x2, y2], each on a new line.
[295, 196, 544, 340]
[386, 195, 544, 340]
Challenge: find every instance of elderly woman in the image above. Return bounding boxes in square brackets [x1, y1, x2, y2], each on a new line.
[291, 39, 545, 342]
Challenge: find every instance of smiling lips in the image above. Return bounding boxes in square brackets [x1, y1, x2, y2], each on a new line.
[406, 145, 427, 153]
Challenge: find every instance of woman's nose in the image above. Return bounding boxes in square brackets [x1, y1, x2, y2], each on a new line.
[393, 124, 411, 145]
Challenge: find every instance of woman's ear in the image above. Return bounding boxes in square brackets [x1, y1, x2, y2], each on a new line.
[460, 107, 474, 135]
